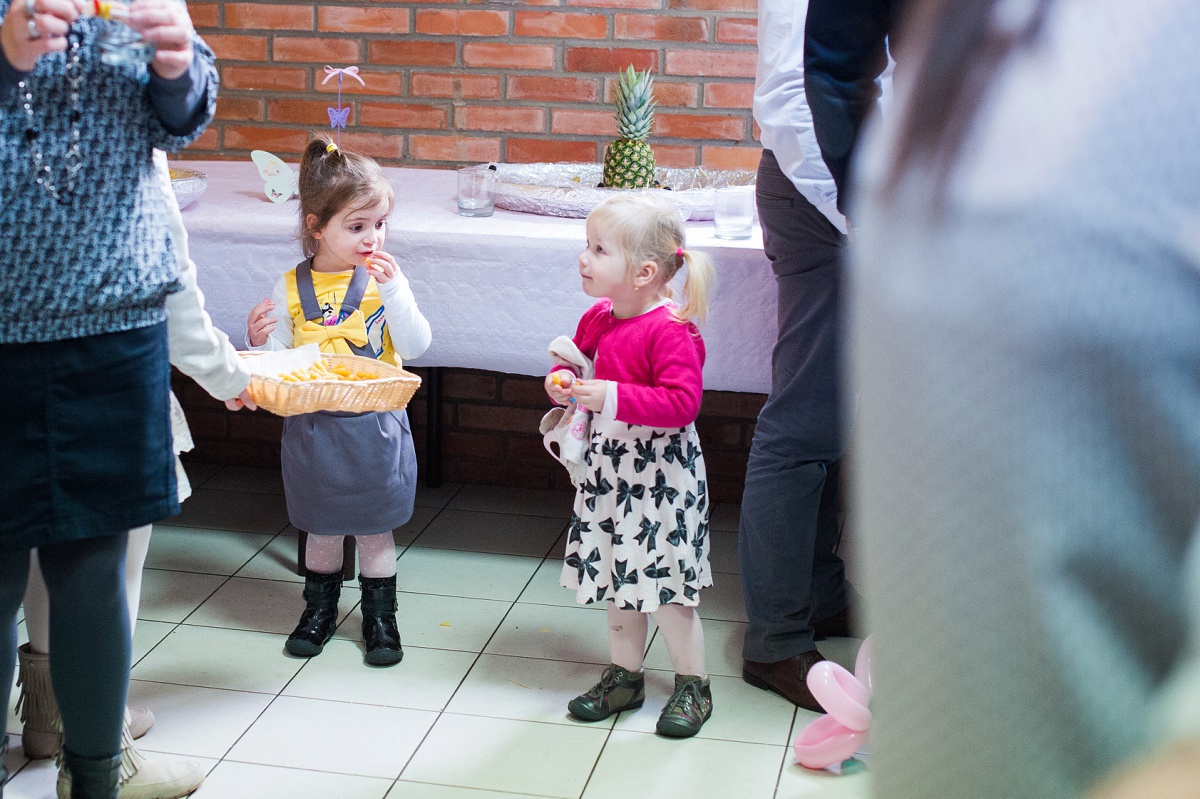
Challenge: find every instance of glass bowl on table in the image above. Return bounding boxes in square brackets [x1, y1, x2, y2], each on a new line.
[168, 166, 207, 209]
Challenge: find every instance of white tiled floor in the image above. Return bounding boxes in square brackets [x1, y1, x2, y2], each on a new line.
[4, 464, 869, 799]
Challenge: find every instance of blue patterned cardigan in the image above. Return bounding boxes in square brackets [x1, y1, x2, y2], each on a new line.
[0, 5, 218, 344]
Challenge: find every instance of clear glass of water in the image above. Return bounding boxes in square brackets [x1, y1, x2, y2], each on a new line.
[713, 185, 756, 240]
[457, 166, 496, 218]
[97, 21, 156, 67]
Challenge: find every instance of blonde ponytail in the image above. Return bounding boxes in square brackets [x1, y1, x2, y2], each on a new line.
[673, 248, 713, 324]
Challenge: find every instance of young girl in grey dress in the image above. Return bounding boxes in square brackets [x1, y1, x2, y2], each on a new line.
[247, 139, 431, 666]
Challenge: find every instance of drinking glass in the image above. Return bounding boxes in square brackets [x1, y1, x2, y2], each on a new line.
[97, 19, 155, 67]
[713, 185, 756, 240]
[457, 166, 496, 218]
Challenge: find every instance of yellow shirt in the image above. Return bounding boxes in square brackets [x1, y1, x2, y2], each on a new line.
[283, 268, 398, 366]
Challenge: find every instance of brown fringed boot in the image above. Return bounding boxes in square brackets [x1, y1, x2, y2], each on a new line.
[16, 644, 154, 760]
[16, 643, 60, 759]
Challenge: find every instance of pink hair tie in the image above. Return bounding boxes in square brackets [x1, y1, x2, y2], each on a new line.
[676, 247, 684, 257]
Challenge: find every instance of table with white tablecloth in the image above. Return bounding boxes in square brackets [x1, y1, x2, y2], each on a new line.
[179, 159, 777, 489]
[178, 160, 776, 394]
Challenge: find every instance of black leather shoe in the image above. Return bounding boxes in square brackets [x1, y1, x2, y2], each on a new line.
[812, 604, 855, 641]
[285, 570, 342, 657]
[742, 650, 826, 712]
[360, 574, 404, 666]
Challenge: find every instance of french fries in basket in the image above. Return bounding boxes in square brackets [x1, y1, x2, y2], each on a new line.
[279, 359, 380, 382]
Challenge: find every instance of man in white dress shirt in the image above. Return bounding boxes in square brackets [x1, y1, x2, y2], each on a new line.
[737, 0, 858, 710]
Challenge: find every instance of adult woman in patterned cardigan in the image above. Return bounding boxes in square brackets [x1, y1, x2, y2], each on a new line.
[0, 0, 217, 795]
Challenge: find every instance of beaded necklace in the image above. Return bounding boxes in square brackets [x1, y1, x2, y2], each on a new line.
[18, 29, 85, 204]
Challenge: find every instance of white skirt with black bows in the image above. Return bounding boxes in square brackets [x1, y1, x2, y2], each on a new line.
[560, 416, 712, 611]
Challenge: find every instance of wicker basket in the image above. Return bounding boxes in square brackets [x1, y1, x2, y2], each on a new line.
[242, 352, 422, 416]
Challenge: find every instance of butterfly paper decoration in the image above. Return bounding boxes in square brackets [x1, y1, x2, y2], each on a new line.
[322, 65, 365, 149]
[327, 106, 350, 130]
[250, 150, 298, 203]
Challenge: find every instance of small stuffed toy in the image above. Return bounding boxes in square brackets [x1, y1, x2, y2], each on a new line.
[540, 335, 593, 484]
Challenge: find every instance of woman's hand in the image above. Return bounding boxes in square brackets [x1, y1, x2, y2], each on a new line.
[128, 0, 192, 80]
[364, 251, 397, 285]
[224, 389, 257, 411]
[568, 378, 607, 414]
[1, 0, 82, 72]
[246, 298, 276, 347]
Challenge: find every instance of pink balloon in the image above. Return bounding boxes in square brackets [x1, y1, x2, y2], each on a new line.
[854, 636, 874, 693]
[807, 660, 871, 732]
[794, 713, 866, 770]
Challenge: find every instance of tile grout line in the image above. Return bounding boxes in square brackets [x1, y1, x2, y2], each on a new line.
[386, 511, 577, 792]
[128, 466, 783, 798]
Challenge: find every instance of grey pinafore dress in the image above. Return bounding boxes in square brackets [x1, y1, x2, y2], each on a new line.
[280, 260, 417, 536]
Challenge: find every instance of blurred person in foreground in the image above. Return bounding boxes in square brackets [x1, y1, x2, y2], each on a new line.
[846, 0, 1200, 797]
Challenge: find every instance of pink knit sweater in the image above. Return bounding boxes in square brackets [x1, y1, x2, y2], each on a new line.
[569, 299, 706, 429]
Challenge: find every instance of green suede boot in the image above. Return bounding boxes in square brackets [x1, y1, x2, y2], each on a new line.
[567, 664, 645, 721]
[655, 674, 713, 738]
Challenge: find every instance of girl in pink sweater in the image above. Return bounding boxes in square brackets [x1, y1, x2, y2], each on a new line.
[545, 194, 717, 738]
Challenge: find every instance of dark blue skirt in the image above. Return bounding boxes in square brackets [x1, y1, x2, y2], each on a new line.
[0, 323, 177, 551]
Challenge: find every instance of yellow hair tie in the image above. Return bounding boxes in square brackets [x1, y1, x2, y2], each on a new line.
[325, 143, 338, 154]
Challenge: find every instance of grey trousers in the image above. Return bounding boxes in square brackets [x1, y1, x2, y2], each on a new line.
[738, 150, 851, 663]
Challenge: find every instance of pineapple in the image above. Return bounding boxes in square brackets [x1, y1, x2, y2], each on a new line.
[602, 66, 657, 189]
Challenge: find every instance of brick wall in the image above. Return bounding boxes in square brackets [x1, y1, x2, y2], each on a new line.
[175, 366, 764, 504]
[181, 0, 761, 169]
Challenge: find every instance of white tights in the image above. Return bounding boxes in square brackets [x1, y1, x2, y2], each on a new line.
[607, 603, 707, 678]
[304, 532, 397, 578]
[25, 524, 152, 654]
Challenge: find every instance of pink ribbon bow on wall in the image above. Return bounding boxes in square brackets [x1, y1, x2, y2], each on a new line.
[322, 65, 365, 86]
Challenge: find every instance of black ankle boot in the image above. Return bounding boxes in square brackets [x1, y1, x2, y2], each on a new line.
[359, 574, 403, 666]
[285, 570, 342, 657]
[59, 748, 121, 799]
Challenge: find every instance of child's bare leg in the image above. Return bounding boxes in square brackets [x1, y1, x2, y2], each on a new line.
[607, 604, 649, 672]
[651, 603, 706, 677]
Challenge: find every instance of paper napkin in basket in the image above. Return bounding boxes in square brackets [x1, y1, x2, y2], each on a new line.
[240, 344, 321, 377]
